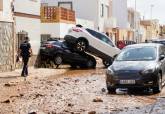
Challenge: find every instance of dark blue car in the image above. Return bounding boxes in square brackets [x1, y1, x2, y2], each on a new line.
[40, 40, 96, 68]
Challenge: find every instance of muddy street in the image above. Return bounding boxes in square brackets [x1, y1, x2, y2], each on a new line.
[0, 65, 165, 114]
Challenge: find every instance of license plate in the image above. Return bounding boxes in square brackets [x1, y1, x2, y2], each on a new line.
[120, 80, 135, 84]
[40, 47, 46, 49]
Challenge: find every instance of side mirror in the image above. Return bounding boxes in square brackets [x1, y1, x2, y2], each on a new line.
[159, 54, 165, 61]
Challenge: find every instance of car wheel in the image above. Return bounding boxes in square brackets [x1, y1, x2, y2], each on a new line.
[54, 54, 63, 65]
[107, 86, 116, 94]
[153, 73, 162, 93]
[103, 59, 113, 68]
[86, 58, 96, 68]
[70, 64, 77, 69]
[76, 39, 87, 52]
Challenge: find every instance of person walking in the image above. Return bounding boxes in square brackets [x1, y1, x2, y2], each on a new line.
[19, 37, 32, 77]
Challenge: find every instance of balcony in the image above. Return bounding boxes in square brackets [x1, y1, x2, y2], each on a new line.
[41, 6, 76, 24]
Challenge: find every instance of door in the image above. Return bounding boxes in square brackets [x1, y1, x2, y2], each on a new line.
[160, 46, 165, 81]
[86, 29, 120, 58]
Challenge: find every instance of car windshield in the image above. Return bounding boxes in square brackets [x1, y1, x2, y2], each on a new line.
[116, 46, 157, 61]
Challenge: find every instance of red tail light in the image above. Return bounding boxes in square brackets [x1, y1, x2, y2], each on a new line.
[46, 44, 54, 48]
[72, 28, 82, 32]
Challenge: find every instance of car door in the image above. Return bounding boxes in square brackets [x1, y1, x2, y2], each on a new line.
[95, 32, 121, 57]
[159, 46, 165, 81]
[86, 29, 120, 58]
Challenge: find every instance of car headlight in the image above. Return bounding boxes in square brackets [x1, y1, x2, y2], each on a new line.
[140, 65, 156, 75]
[106, 67, 114, 75]
[141, 69, 155, 74]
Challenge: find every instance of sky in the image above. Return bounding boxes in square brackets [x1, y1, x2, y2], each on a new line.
[127, 0, 165, 24]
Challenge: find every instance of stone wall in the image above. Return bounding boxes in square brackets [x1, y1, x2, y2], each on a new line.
[0, 22, 14, 72]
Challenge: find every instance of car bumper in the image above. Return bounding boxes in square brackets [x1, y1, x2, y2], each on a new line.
[106, 73, 157, 89]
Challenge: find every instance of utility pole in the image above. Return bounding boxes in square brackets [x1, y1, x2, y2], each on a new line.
[150, 4, 154, 39]
[150, 4, 154, 20]
[134, 0, 137, 43]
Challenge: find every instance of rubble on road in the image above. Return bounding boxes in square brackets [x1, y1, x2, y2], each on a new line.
[0, 67, 164, 114]
[93, 97, 103, 102]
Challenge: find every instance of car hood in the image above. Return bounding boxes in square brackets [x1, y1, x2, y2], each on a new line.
[111, 61, 157, 71]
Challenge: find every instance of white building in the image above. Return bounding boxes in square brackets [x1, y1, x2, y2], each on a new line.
[14, 0, 41, 55]
[112, 0, 128, 29]
[0, 0, 13, 22]
[41, 0, 110, 32]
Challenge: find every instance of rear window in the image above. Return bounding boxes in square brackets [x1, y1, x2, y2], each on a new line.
[86, 28, 114, 47]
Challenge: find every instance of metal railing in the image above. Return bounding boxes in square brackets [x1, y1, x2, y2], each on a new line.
[41, 6, 75, 24]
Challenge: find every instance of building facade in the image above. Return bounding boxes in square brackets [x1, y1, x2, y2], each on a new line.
[40, 6, 76, 40]
[128, 8, 141, 42]
[140, 19, 160, 42]
[41, 0, 110, 32]
[112, 0, 128, 29]
[14, 0, 41, 55]
[0, 0, 15, 72]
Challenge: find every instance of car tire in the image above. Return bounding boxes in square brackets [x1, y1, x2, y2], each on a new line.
[103, 59, 113, 68]
[70, 64, 77, 69]
[153, 73, 162, 93]
[54, 54, 63, 65]
[86, 58, 96, 68]
[75, 39, 87, 52]
[107, 86, 116, 94]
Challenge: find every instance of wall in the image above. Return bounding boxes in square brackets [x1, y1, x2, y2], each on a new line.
[112, 0, 128, 29]
[0, 22, 14, 72]
[15, 16, 41, 55]
[41, 0, 110, 32]
[14, 0, 40, 15]
[14, 0, 41, 55]
[41, 23, 75, 39]
[76, 18, 94, 29]
[0, 0, 13, 22]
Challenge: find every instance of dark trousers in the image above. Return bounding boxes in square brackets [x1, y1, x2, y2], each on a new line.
[21, 57, 29, 76]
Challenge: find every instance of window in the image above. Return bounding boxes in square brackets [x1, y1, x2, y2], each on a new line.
[0, 0, 3, 11]
[101, 4, 104, 17]
[58, 2, 73, 10]
[41, 34, 51, 42]
[86, 29, 114, 47]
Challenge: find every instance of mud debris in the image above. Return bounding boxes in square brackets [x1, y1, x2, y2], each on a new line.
[93, 97, 103, 102]
[1, 99, 10, 103]
[88, 111, 96, 114]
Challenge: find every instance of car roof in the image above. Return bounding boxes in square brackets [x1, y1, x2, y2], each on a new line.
[152, 39, 165, 41]
[125, 43, 163, 48]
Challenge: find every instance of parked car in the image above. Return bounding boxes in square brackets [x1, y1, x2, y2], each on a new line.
[64, 26, 121, 67]
[106, 43, 165, 93]
[40, 40, 96, 68]
[117, 40, 136, 49]
[151, 39, 165, 45]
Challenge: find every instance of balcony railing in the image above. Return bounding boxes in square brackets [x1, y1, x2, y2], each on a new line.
[41, 6, 76, 24]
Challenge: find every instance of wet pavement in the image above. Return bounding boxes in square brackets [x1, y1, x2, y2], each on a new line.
[0, 64, 165, 114]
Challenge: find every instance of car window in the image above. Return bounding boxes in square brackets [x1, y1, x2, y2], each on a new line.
[152, 40, 165, 45]
[159, 46, 165, 56]
[86, 28, 114, 47]
[116, 46, 157, 61]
